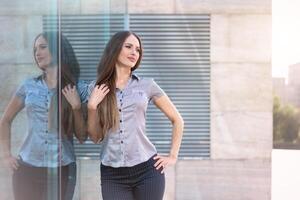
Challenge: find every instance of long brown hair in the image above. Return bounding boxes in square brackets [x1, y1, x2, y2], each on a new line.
[33, 31, 80, 139]
[95, 31, 143, 140]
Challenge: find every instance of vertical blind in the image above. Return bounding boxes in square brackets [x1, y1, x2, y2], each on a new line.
[43, 14, 210, 159]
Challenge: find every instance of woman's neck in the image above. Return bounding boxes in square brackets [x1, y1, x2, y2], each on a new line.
[44, 66, 57, 89]
[115, 66, 131, 89]
[115, 66, 131, 82]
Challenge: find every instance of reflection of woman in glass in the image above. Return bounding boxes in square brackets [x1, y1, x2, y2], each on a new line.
[0, 32, 87, 200]
[87, 31, 184, 199]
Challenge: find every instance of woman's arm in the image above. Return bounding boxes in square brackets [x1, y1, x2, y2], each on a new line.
[0, 95, 24, 170]
[71, 105, 87, 143]
[87, 107, 102, 143]
[62, 85, 87, 143]
[87, 84, 110, 143]
[152, 95, 184, 173]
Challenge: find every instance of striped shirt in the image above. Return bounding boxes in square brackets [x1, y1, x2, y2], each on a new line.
[88, 74, 166, 167]
[15, 77, 88, 167]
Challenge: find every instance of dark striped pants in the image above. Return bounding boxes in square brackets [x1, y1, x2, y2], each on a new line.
[100, 155, 165, 200]
[12, 161, 75, 200]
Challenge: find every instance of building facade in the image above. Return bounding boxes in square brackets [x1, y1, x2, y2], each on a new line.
[0, 0, 271, 199]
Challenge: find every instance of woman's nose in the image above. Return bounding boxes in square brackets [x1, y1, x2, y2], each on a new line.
[131, 49, 137, 55]
[35, 48, 40, 56]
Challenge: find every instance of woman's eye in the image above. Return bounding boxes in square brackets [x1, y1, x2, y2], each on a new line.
[125, 45, 131, 49]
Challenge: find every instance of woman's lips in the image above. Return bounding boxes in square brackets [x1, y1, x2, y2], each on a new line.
[36, 57, 44, 62]
[128, 57, 136, 62]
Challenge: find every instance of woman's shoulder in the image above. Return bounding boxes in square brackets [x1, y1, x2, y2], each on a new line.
[19, 76, 42, 87]
[137, 77, 160, 90]
[15, 76, 42, 97]
[133, 75, 165, 97]
[84, 80, 97, 99]
[76, 79, 94, 102]
[89, 80, 97, 86]
[86, 80, 96, 91]
[133, 74, 154, 84]
[76, 79, 89, 88]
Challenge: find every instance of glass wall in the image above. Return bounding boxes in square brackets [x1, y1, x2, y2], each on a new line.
[0, 1, 62, 200]
[1, 1, 213, 200]
[0, 1, 125, 199]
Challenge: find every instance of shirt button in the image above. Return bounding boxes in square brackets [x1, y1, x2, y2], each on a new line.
[121, 141, 123, 144]
[46, 130, 48, 133]
[119, 109, 121, 112]
[45, 141, 48, 144]
[120, 130, 123, 133]
[120, 120, 122, 123]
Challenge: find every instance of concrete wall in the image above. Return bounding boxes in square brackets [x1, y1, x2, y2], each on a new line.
[0, 0, 272, 199]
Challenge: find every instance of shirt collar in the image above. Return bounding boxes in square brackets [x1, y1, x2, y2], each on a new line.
[116, 73, 140, 91]
[131, 73, 140, 81]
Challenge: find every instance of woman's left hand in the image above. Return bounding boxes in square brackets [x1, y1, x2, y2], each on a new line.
[62, 84, 81, 110]
[153, 155, 177, 174]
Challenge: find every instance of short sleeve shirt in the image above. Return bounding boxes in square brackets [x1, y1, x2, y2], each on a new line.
[88, 74, 166, 167]
[15, 77, 88, 167]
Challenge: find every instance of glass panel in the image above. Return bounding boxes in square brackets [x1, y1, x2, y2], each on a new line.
[58, 0, 126, 199]
[0, 1, 64, 200]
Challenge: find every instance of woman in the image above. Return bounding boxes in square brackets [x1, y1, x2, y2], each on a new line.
[0, 31, 87, 200]
[87, 31, 184, 200]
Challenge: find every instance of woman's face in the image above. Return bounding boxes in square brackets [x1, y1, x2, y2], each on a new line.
[34, 36, 52, 70]
[116, 34, 141, 69]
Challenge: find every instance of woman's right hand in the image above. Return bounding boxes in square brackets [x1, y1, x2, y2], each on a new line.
[87, 84, 110, 110]
[3, 155, 19, 172]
